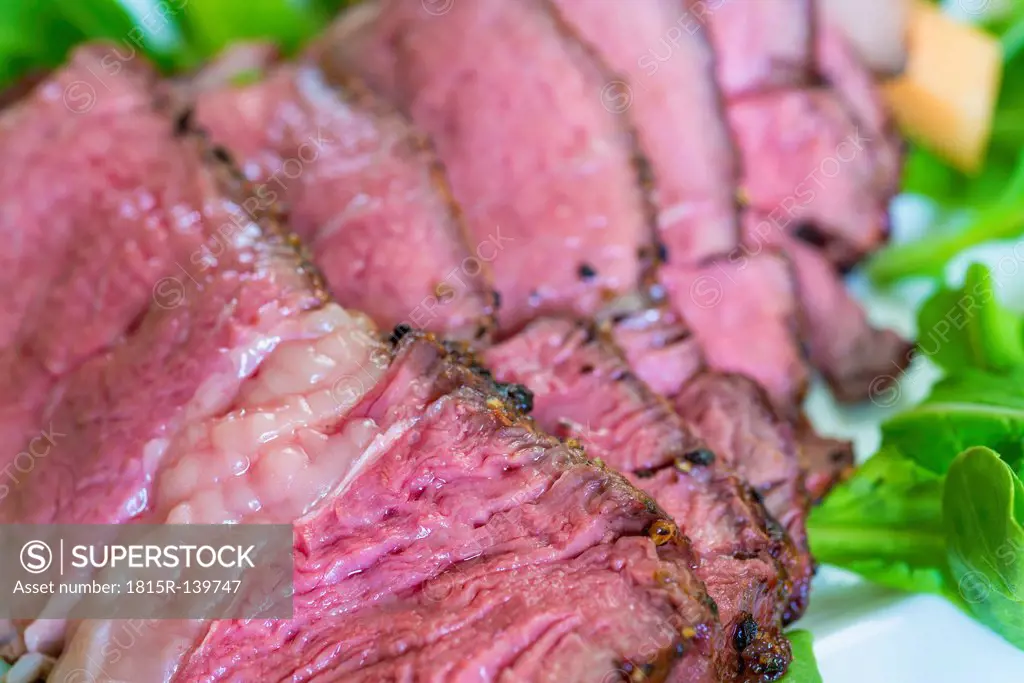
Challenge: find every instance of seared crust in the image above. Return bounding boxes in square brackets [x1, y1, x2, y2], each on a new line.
[177, 120, 332, 312]
[484, 317, 797, 680]
[383, 329, 723, 681]
[675, 372, 814, 624]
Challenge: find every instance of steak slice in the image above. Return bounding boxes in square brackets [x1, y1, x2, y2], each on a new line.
[608, 304, 705, 399]
[485, 318, 796, 680]
[0, 47, 237, 461]
[793, 415, 855, 504]
[739, 211, 911, 404]
[0, 50, 352, 527]
[611, 299, 854, 503]
[674, 374, 814, 624]
[781, 235, 912, 403]
[728, 88, 888, 268]
[544, 0, 904, 406]
[325, 0, 655, 332]
[55, 333, 720, 683]
[659, 252, 808, 412]
[0, 46, 387, 659]
[189, 53, 496, 341]
[703, 1, 896, 267]
[705, 0, 814, 96]
[816, 21, 903, 198]
[550, 0, 739, 265]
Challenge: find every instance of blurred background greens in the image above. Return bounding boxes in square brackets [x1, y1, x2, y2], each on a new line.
[0, 0, 354, 85]
[0, 0, 1022, 287]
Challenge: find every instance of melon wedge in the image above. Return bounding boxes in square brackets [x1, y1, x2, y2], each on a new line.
[883, 0, 1002, 173]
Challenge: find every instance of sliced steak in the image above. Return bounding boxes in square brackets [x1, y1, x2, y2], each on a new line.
[0, 46, 386, 658]
[12, 46, 719, 683]
[781, 235, 912, 403]
[544, 1, 903, 404]
[56, 333, 720, 683]
[705, 0, 814, 96]
[815, 21, 903, 197]
[190, 55, 496, 341]
[550, 0, 739, 264]
[728, 88, 888, 268]
[610, 295, 853, 503]
[0, 46, 326, 473]
[659, 252, 808, 412]
[604, 318, 822, 629]
[704, 2, 895, 267]
[325, 0, 655, 332]
[739, 211, 911, 404]
[793, 415, 855, 503]
[0, 49, 351, 526]
[674, 373, 814, 624]
[608, 304, 705, 398]
[485, 318, 796, 680]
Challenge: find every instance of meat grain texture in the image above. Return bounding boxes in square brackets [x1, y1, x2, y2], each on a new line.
[545, 0, 909, 409]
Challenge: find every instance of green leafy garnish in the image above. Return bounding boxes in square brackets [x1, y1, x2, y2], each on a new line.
[915, 263, 1024, 372]
[778, 631, 822, 683]
[809, 448, 951, 596]
[0, 0, 358, 89]
[876, 263, 1024, 470]
[883, 374, 1024, 475]
[866, 194, 1024, 284]
[811, 259, 1024, 652]
[944, 447, 1024, 650]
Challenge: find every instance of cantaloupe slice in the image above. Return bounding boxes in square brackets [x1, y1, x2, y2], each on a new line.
[883, 0, 1002, 174]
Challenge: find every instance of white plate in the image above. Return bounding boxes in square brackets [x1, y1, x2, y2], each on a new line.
[803, 197, 1024, 681]
[804, 568, 1024, 682]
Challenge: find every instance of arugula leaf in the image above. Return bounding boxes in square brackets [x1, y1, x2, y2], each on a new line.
[53, 0, 151, 44]
[884, 400, 1024, 475]
[778, 631, 822, 683]
[944, 447, 1024, 650]
[915, 263, 1024, 372]
[883, 370, 1024, 474]
[0, 3, 87, 86]
[808, 448, 951, 596]
[54, 0, 189, 70]
[927, 367, 1024, 411]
